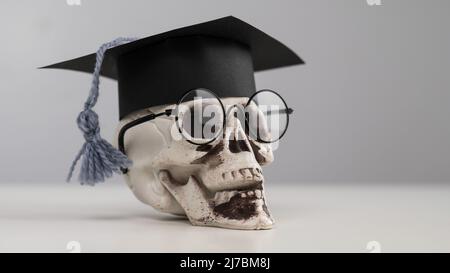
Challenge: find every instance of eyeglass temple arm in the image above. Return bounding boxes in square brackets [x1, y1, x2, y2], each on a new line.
[262, 108, 294, 115]
[118, 109, 172, 174]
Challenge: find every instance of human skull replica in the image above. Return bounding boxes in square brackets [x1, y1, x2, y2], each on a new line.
[117, 97, 275, 230]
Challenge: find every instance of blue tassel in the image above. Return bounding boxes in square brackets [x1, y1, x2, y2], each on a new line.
[66, 37, 137, 185]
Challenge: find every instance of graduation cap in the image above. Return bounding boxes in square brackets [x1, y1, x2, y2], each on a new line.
[42, 16, 304, 185]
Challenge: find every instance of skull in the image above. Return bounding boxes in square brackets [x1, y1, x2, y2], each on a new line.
[117, 97, 275, 230]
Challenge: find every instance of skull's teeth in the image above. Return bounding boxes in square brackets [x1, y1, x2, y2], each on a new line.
[238, 189, 262, 200]
[221, 168, 263, 181]
[255, 199, 264, 213]
[255, 190, 262, 198]
[240, 169, 253, 180]
[214, 188, 263, 205]
[231, 170, 241, 179]
[251, 168, 263, 181]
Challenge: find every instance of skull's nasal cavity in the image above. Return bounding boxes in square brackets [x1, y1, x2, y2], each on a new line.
[226, 106, 251, 153]
[229, 140, 251, 153]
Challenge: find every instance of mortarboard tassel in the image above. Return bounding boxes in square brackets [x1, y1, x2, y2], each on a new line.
[67, 37, 138, 185]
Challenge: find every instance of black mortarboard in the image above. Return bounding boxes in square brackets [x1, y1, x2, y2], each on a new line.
[42, 16, 304, 185]
[43, 16, 303, 118]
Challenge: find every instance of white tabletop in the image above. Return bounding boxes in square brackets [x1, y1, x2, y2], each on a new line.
[1, 182, 449, 253]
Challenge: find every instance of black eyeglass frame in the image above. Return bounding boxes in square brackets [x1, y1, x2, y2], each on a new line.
[174, 88, 227, 146]
[118, 88, 293, 173]
[245, 89, 293, 144]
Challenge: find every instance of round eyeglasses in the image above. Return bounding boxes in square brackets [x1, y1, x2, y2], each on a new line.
[118, 88, 293, 172]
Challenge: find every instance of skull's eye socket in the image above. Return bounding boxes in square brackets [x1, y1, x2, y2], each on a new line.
[245, 90, 289, 143]
[176, 88, 225, 145]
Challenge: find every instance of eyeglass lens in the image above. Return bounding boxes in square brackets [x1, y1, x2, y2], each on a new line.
[175, 89, 289, 144]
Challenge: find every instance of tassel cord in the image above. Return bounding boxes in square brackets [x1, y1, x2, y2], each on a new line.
[67, 37, 137, 184]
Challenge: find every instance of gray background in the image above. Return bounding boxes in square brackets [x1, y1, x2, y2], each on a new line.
[0, 0, 449, 184]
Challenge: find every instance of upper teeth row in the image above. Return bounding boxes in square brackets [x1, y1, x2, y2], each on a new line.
[240, 189, 262, 199]
[213, 188, 263, 206]
[221, 168, 263, 181]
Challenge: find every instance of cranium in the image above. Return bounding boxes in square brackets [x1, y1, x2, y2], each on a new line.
[117, 97, 275, 230]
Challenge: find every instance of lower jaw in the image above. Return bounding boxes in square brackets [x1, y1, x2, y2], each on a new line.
[206, 187, 274, 230]
[160, 170, 274, 230]
[192, 211, 274, 230]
